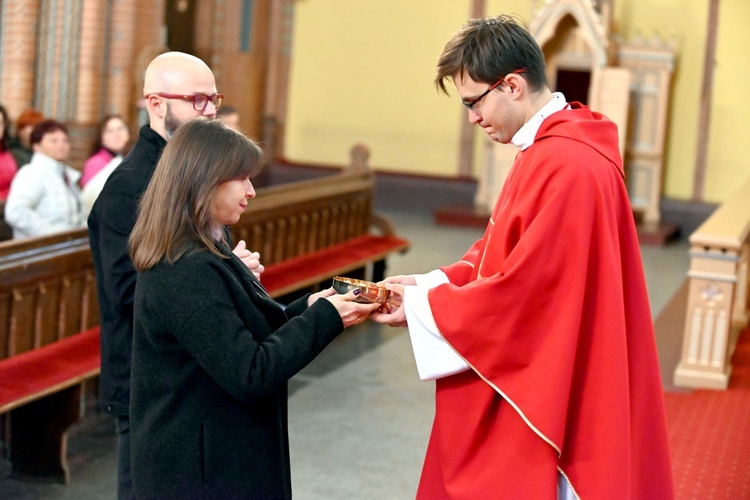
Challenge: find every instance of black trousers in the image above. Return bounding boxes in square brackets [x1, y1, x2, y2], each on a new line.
[115, 415, 134, 500]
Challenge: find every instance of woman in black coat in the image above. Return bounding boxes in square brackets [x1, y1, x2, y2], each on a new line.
[128, 119, 379, 499]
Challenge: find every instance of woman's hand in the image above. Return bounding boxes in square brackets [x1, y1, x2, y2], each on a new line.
[307, 287, 336, 307]
[232, 240, 265, 280]
[324, 289, 381, 328]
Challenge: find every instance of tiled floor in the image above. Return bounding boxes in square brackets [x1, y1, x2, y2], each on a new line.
[0, 209, 691, 499]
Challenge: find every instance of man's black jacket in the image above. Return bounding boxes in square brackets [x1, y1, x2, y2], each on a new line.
[88, 125, 167, 415]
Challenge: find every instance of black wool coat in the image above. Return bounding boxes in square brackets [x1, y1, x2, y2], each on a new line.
[88, 124, 167, 415]
[130, 243, 344, 499]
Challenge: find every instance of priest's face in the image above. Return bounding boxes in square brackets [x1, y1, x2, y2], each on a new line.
[454, 72, 524, 144]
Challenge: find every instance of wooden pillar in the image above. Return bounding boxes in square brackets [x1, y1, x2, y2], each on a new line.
[262, 0, 294, 162]
[692, 0, 720, 202]
[618, 44, 675, 226]
[106, 0, 137, 118]
[456, 0, 485, 178]
[204, 0, 270, 143]
[76, 0, 108, 124]
[129, 0, 167, 129]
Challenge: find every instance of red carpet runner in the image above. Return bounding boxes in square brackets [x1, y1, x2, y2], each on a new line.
[663, 329, 750, 499]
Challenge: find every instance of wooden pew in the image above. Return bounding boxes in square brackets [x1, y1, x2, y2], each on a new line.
[234, 159, 409, 298]
[0, 147, 409, 483]
[0, 229, 100, 483]
[673, 175, 750, 389]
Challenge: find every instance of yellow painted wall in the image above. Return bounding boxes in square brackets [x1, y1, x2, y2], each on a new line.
[285, 0, 470, 176]
[705, 0, 750, 202]
[612, 0, 750, 202]
[286, 1, 750, 203]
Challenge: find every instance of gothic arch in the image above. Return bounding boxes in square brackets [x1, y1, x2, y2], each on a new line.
[529, 0, 609, 68]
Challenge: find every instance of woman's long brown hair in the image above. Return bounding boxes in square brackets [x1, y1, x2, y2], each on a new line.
[129, 119, 263, 272]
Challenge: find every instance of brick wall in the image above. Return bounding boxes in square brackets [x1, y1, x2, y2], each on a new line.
[1, 0, 288, 168]
[77, 0, 108, 125]
[0, 0, 40, 120]
[0, 0, 166, 169]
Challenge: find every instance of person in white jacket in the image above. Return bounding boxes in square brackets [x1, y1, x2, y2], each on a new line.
[4, 119, 83, 239]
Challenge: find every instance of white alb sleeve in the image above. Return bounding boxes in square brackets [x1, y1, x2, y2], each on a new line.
[405, 271, 470, 381]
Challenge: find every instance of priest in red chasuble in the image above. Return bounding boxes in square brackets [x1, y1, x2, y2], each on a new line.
[371, 14, 674, 500]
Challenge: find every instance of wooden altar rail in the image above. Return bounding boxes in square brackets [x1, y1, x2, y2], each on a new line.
[674, 175, 750, 389]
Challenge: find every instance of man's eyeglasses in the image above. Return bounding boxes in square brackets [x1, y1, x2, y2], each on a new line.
[462, 69, 526, 112]
[145, 93, 224, 112]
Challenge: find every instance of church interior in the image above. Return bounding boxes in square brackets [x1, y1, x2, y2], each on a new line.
[1, 0, 749, 498]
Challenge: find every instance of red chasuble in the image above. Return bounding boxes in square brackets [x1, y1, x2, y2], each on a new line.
[420, 105, 674, 499]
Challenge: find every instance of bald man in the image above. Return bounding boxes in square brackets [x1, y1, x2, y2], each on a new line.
[87, 52, 262, 499]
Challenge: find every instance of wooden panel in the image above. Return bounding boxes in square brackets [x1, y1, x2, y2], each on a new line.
[0, 292, 8, 358]
[36, 281, 61, 347]
[0, 167, 398, 381]
[588, 66, 631, 158]
[10, 288, 36, 355]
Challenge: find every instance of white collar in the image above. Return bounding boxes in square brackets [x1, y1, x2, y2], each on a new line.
[510, 92, 568, 151]
[31, 151, 64, 169]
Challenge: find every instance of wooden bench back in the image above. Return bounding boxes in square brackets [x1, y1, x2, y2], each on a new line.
[0, 231, 98, 359]
[231, 170, 374, 265]
[0, 164, 384, 361]
[0, 228, 89, 261]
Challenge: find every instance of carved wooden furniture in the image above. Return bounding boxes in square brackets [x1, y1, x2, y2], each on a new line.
[674, 176, 750, 389]
[475, 1, 675, 239]
[0, 229, 99, 483]
[0, 161, 409, 483]
[0, 328, 100, 484]
[232, 168, 409, 298]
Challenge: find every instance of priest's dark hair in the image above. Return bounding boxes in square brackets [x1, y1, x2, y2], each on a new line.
[129, 118, 263, 272]
[435, 14, 548, 94]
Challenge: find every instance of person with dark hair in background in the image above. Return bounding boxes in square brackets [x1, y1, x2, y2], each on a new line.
[8, 108, 45, 168]
[80, 115, 132, 217]
[129, 118, 378, 499]
[0, 104, 18, 241]
[0, 104, 18, 202]
[216, 104, 241, 131]
[4, 119, 82, 239]
[87, 51, 264, 500]
[371, 14, 673, 499]
[81, 115, 131, 188]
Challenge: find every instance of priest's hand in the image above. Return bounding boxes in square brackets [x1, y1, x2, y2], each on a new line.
[370, 283, 407, 327]
[233, 240, 265, 280]
[378, 274, 416, 287]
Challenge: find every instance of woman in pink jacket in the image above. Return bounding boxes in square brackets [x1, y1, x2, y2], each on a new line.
[0, 104, 18, 202]
[81, 115, 130, 188]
